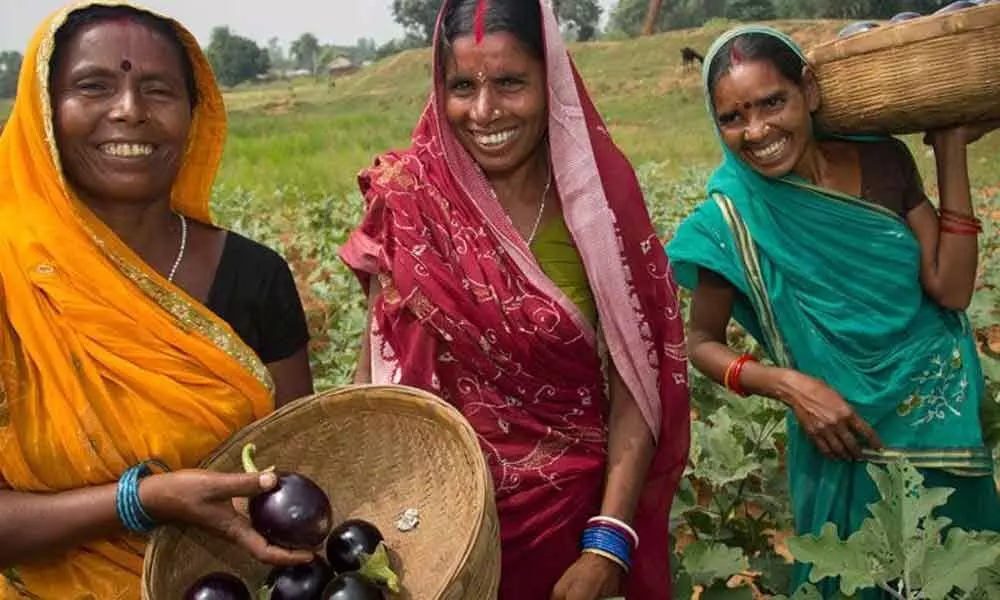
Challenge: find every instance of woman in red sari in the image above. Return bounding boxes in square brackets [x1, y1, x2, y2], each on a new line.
[340, 0, 690, 597]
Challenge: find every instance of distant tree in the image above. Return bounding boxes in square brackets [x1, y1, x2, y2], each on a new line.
[205, 27, 269, 87]
[375, 33, 427, 60]
[610, 0, 655, 37]
[726, 0, 777, 20]
[391, 0, 439, 44]
[353, 37, 378, 63]
[558, 0, 602, 41]
[266, 36, 292, 72]
[0, 51, 23, 99]
[641, 0, 665, 35]
[290, 33, 321, 74]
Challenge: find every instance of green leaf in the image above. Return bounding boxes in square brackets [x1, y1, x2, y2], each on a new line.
[700, 581, 754, 600]
[917, 528, 1000, 599]
[672, 571, 694, 600]
[975, 560, 1000, 599]
[865, 461, 954, 566]
[786, 522, 879, 595]
[751, 553, 794, 594]
[684, 508, 718, 536]
[680, 540, 750, 586]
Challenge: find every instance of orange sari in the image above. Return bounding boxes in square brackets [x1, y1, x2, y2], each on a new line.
[0, 2, 273, 598]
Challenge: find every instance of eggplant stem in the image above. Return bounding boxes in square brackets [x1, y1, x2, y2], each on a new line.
[358, 542, 401, 593]
[255, 584, 273, 600]
[241, 443, 277, 474]
[241, 443, 259, 474]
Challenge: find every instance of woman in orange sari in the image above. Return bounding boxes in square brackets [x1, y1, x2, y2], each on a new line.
[0, 2, 315, 598]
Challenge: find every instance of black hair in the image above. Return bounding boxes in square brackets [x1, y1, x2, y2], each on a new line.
[707, 32, 805, 96]
[440, 0, 545, 61]
[49, 5, 198, 108]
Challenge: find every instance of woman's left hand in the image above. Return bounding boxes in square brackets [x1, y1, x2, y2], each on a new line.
[550, 552, 624, 600]
[924, 119, 1000, 148]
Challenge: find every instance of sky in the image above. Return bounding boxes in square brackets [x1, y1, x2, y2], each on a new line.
[0, 0, 620, 53]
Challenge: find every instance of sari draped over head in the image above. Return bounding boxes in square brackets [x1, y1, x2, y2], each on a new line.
[667, 25, 998, 596]
[0, 2, 274, 598]
[339, 0, 690, 596]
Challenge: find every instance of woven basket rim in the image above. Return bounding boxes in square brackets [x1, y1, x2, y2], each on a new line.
[807, 4, 1000, 65]
[141, 384, 494, 600]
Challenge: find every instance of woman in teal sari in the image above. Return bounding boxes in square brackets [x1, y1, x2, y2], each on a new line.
[667, 26, 1000, 596]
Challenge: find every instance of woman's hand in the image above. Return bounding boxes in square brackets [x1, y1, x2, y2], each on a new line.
[774, 369, 882, 461]
[140, 470, 315, 566]
[551, 552, 623, 600]
[924, 120, 1000, 149]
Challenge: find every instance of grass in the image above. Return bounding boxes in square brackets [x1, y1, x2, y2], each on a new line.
[207, 19, 1000, 199]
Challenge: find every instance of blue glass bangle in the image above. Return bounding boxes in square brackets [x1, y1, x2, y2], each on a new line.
[581, 524, 633, 570]
[115, 460, 169, 534]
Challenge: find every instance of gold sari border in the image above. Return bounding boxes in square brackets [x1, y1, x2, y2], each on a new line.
[862, 447, 994, 478]
[713, 192, 793, 368]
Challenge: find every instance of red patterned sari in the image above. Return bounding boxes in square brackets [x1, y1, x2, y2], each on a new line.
[340, 2, 690, 596]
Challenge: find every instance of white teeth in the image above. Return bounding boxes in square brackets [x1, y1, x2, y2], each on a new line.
[100, 143, 154, 157]
[474, 129, 516, 147]
[750, 137, 788, 161]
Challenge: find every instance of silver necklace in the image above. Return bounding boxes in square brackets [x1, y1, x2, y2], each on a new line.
[167, 213, 187, 282]
[526, 172, 551, 245]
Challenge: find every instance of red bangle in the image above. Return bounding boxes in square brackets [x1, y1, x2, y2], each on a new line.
[940, 221, 980, 236]
[724, 353, 757, 397]
[939, 211, 982, 232]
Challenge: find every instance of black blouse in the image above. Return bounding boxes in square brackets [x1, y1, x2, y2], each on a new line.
[205, 232, 310, 363]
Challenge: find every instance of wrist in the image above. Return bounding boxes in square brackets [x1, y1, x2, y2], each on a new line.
[581, 517, 636, 574]
[137, 473, 169, 522]
[761, 367, 797, 408]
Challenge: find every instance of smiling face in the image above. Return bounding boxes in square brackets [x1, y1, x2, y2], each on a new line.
[442, 31, 548, 178]
[711, 58, 820, 178]
[50, 19, 193, 206]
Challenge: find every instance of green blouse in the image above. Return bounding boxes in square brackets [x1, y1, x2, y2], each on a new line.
[529, 214, 597, 326]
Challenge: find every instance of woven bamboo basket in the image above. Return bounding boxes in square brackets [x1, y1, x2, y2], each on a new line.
[807, 3, 1000, 134]
[142, 384, 501, 600]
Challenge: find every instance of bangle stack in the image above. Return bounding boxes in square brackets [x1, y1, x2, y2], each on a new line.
[723, 353, 757, 397]
[939, 208, 982, 236]
[581, 516, 639, 573]
[116, 460, 169, 534]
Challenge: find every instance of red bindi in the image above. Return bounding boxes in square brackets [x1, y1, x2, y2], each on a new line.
[120, 59, 132, 72]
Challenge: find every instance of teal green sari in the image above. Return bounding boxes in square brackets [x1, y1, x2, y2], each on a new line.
[666, 26, 1000, 597]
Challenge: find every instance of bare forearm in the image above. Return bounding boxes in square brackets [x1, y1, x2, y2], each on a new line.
[930, 141, 978, 304]
[599, 368, 655, 523]
[688, 335, 791, 406]
[0, 486, 124, 567]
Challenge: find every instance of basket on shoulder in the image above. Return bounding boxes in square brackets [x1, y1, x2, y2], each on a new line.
[808, 0, 1000, 134]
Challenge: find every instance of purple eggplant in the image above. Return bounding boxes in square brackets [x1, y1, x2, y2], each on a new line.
[889, 11, 922, 22]
[242, 443, 333, 550]
[321, 573, 383, 600]
[184, 573, 252, 600]
[837, 21, 880, 38]
[325, 520, 384, 573]
[936, 0, 977, 12]
[261, 558, 334, 600]
[325, 520, 399, 593]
